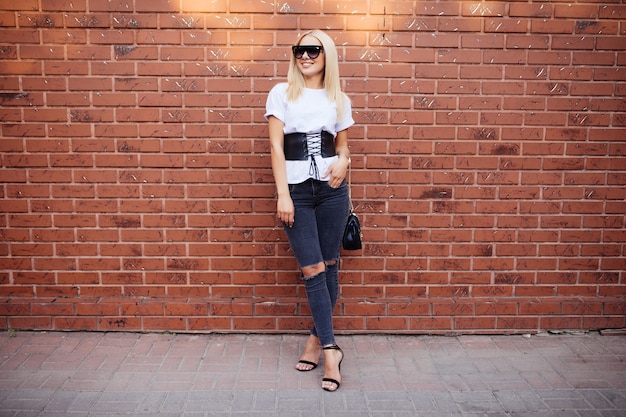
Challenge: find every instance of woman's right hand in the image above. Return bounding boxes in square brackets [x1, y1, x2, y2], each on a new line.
[277, 195, 295, 227]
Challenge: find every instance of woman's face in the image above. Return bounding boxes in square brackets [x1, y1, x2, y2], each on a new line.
[295, 35, 325, 81]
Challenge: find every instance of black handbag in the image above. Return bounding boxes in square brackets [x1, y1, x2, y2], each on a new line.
[342, 210, 362, 250]
[342, 162, 362, 250]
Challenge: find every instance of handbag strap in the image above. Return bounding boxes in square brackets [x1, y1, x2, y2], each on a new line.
[347, 159, 354, 212]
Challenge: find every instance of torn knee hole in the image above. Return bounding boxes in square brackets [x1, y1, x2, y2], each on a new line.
[301, 262, 325, 279]
[301, 271, 322, 280]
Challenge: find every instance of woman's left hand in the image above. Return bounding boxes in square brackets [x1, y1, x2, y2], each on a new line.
[323, 156, 349, 188]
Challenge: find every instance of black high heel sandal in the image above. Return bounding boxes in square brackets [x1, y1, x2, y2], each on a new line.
[296, 335, 320, 371]
[296, 359, 318, 371]
[322, 344, 343, 392]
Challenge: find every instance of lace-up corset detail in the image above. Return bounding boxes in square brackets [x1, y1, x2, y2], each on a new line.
[282, 130, 337, 180]
[306, 132, 323, 157]
[306, 132, 323, 179]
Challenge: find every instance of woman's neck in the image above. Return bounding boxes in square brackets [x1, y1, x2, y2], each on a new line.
[304, 75, 324, 89]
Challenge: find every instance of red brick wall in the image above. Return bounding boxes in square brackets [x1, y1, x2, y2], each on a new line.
[1, 0, 625, 335]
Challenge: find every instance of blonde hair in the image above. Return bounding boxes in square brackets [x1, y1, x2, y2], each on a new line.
[286, 29, 347, 121]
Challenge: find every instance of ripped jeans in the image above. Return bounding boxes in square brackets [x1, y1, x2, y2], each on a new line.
[283, 178, 350, 346]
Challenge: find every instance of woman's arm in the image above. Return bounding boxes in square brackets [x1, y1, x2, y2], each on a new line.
[268, 115, 294, 227]
[324, 128, 350, 189]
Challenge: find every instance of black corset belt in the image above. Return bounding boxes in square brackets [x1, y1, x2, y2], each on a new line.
[283, 131, 336, 161]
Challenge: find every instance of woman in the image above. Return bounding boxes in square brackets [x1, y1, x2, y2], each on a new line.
[265, 30, 354, 392]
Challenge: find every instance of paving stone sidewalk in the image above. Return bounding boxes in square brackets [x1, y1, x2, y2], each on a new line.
[0, 331, 625, 416]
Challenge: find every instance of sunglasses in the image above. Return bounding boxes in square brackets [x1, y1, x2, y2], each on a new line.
[292, 45, 324, 59]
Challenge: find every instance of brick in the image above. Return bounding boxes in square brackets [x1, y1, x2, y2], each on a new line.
[555, 4, 598, 19]
[17, 12, 63, 29]
[596, 36, 626, 51]
[455, 317, 498, 332]
[31, 302, 74, 316]
[438, 17, 482, 32]
[90, 61, 135, 76]
[497, 316, 540, 331]
[410, 316, 452, 332]
[461, 35, 505, 49]
[531, 19, 576, 34]
[188, 317, 231, 331]
[97, 316, 141, 331]
[484, 17, 528, 33]
[573, 51, 615, 66]
[0, 0, 38, 10]
[0, 29, 41, 44]
[462, 2, 505, 17]
[42, 29, 88, 46]
[506, 35, 550, 50]
[160, 14, 206, 30]
[528, 51, 571, 65]
[182, 0, 227, 13]
[47, 93, 91, 107]
[552, 35, 595, 50]
[8, 316, 53, 330]
[19, 45, 66, 60]
[63, 13, 109, 29]
[53, 316, 97, 330]
[509, 3, 553, 18]
[0, 11, 15, 26]
[483, 49, 527, 65]
[36, 285, 80, 297]
[576, 20, 618, 36]
[438, 49, 481, 64]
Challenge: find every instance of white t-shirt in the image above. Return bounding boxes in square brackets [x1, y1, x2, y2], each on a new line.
[265, 83, 354, 184]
